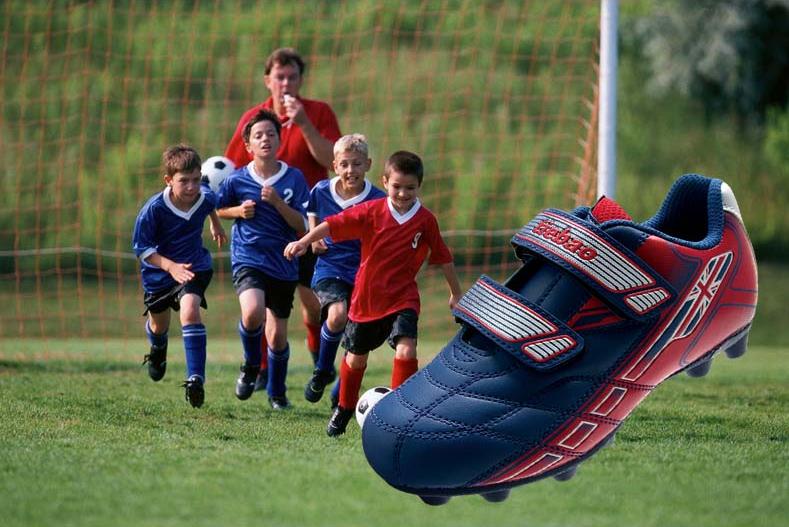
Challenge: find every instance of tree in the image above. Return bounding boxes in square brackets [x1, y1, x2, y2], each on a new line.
[630, 0, 789, 129]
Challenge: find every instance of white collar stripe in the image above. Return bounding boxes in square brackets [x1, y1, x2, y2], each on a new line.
[330, 177, 373, 209]
[387, 198, 421, 224]
[162, 186, 205, 220]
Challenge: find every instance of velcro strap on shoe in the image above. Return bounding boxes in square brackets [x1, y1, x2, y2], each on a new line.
[453, 275, 584, 371]
[511, 209, 674, 319]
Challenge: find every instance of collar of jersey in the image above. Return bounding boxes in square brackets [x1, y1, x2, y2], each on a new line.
[247, 160, 288, 188]
[330, 177, 373, 209]
[162, 186, 205, 220]
[387, 197, 421, 225]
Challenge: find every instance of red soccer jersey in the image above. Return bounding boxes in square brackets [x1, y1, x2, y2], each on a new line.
[225, 96, 342, 189]
[326, 197, 453, 322]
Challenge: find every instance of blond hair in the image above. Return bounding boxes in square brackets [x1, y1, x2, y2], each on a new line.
[333, 133, 369, 158]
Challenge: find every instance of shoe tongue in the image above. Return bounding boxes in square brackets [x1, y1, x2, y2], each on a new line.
[591, 196, 631, 223]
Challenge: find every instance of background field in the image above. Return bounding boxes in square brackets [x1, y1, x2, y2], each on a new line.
[1, 339, 787, 527]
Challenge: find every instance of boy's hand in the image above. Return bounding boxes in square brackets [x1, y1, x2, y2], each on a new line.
[238, 199, 256, 219]
[448, 292, 461, 311]
[261, 186, 284, 207]
[283, 241, 307, 260]
[210, 223, 227, 248]
[311, 238, 328, 254]
[167, 262, 195, 284]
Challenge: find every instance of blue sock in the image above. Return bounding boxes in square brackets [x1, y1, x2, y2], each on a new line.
[316, 322, 343, 372]
[146, 320, 168, 348]
[331, 378, 341, 402]
[267, 344, 290, 398]
[182, 323, 206, 380]
[238, 321, 262, 367]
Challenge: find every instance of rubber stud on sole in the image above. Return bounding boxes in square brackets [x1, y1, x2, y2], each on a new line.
[686, 360, 712, 377]
[481, 489, 510, 503]
[554, 465, 578, 482]
[420, 495, 451, 506]
[725, 334, 748, 359]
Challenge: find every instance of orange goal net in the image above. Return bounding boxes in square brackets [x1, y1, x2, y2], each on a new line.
[0, 1, 600, 348]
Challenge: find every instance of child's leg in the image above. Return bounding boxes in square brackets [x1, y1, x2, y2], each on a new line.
[338, 351, 368, 410]
[144, 309, 171, 381]
[298, 285, 322, 361]
[265, 311, 290, 399]
[179, 293, 206, 381]
[146, 310, 170, 347]
[391, 337, 418, 388]
[238, 288, 266, 367]
[316, 301, 347, 373]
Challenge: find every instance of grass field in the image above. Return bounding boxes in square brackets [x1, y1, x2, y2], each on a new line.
[1, 338, 786, 527]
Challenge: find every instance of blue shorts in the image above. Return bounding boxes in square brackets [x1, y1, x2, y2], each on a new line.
[142, 269, 213, 315]
[313, 278, 353, 322]
[232, 266, 297, 319]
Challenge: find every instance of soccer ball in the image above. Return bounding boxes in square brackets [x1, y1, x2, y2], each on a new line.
[355, 386, 392, 429]
[201, 156, 235, 192]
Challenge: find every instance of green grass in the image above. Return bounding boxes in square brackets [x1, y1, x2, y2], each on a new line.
[1, 339, 787, 527]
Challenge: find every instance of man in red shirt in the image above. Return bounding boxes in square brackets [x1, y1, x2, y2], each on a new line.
[284, 151, 463, 436]
[226, 48, 342, 386]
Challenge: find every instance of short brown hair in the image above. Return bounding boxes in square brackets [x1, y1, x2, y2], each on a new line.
[242, 109, 282, 144]
[384, 150, 423, 186]
[265, 47, 306, 76]
[163, 144, 201, 177]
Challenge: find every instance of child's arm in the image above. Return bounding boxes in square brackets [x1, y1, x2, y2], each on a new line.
[308, 215, 328, 254]
[261, 186, 307, 232]
[284, 221, 331, 260]
[145, 253, 194, 284]
[208, 210, 227, 248]
[440, 262, 463, 310]
[217, 199, 256, 220]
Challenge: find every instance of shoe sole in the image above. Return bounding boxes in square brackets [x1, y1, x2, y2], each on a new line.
[235, 384, 255, 400]
[401, 324, 751, 505]
[304, 382, 325, 403]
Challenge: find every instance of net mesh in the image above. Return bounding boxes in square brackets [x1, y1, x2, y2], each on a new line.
[0, 1, 600, 348]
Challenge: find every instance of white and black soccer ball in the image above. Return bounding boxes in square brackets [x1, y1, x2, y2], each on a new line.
[355, 386, 392, 429]
[201, 156, 235, 193]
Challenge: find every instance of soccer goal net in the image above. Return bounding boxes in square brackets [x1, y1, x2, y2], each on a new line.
[0, 1, 600, 350]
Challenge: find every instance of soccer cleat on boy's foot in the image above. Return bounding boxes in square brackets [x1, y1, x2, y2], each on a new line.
[327, 406, 354, 436]
[304, 368, 337, 403]
[361, 175, 758, 502]
[254, 368, 268, 392]
[183, 376, 205, 408]
[142, 344, 167, 382]
[235, 363, 259, 401]
[268, 395, 291, 410]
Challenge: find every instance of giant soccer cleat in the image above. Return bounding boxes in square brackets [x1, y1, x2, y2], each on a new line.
[361, 175, 758, 505]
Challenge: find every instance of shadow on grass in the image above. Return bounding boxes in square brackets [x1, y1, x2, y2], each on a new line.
[0, 359, 141, 374]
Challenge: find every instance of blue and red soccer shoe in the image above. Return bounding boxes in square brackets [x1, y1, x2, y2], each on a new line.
[361, 175, 758, 505]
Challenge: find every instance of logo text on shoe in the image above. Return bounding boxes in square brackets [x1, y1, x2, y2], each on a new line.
[532, 220, 598, 261]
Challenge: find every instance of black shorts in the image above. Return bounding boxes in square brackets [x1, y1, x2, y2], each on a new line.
[313, 278, 353, 322]
[143, 270, 213, 315]
[232, 266, 298, 319]
[343, 309, 418, 355]
[297, 246, 318, 287]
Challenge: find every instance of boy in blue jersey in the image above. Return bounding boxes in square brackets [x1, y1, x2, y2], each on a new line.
[132, 144, 226, 408]
[217, 109, 310, 410]
[303, 134, 386, 405]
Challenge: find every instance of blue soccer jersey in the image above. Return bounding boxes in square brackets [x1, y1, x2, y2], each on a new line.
[307, 177, 386, 286]
[217, 161, 310, 280]
[132, 183, 217, 293]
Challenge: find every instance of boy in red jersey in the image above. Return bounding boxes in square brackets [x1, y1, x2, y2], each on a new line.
[284, 151, 462, 436]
